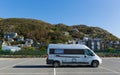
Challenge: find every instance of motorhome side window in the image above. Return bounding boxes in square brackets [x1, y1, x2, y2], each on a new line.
[50, 49, 84, 54]
[55, 49, 64, 54]
[64, 49, 84, 54]
[50, 49, 64, 54]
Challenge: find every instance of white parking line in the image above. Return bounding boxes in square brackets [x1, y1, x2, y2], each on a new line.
[0, 73, 52, 75]
[54, 68, 56, 75]
[102, 57, 120, 59]
[0, 58, 34, 71]
[100, 66, 120, 74]
[0, 58, 15, 60]
[54, 66, 120, 75]
[56, 72, 116, 74]
[0, 72, 115, 75]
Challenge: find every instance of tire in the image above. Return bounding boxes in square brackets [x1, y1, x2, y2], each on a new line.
[91, 61, 99, 68]
[53, 62, 60, 68]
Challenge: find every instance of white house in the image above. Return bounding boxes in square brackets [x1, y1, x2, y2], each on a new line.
[64, 32, 69, 36]
[25, 39, 33, 47]
[4, 32, 18, 39]
[0, 40, 11, 46]
[17, 36, 24, 42]
[2, 46, 21, 52]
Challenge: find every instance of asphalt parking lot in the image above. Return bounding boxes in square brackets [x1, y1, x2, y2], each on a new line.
[0, 58, 120, 75]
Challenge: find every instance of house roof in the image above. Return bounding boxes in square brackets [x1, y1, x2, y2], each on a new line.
[4, 33, 17, 38]
[2, 46, 21, 52]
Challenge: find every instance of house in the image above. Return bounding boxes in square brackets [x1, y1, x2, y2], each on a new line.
[4, 32, 18, 39]
[25, 39, 33, 47]
[83, 35, 89, 41]
[68, 40, 76, 44]
[2, 45, 21, 52]
[68, 38, 80, 44]
[32, 41, 40, 47]
[7, 38, 14, 42]
[17, 36, 24, 42]
[17, 44, 24, 47]
[0, 40, 11, 46]
[72, 28, 79, 32]
[101, 41, 106, 50]
[64, 32, 69, 36]
[76, 40, 86, 45]
[112, 41, 120, 49]
[86, 38, 102, 50]
[68, 36, 103, 50]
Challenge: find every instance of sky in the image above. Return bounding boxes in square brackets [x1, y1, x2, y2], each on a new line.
[0, 0, 120, 38]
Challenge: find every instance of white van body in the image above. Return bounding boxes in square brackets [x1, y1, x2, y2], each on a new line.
[46, 44, 102, 67]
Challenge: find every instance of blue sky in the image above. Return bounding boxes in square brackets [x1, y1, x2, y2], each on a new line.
[0, 0, 120, 38]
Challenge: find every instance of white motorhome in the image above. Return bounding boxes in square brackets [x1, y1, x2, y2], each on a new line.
[46, 44, 102, 67]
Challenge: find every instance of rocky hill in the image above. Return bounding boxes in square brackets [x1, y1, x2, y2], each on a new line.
[0, 18, 119, 44]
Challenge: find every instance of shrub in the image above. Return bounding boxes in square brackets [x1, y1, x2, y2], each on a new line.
[38, 46, 47, 51]
[107, 47, 115, 52]
[21, 46, 35, 51]
[0, 45, 2, 51]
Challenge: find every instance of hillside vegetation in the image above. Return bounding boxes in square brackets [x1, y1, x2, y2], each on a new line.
[0, 18, 119, 45]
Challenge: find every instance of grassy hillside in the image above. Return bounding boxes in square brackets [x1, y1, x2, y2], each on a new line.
[72, 25, 118, 40]
[0, 18, 119, 44]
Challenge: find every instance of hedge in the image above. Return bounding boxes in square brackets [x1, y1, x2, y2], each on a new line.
[0, 49, 120, 57]
[0, 50, 47, 58]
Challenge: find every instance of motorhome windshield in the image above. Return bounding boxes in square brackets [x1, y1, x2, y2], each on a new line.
[85, 49, 95, 56]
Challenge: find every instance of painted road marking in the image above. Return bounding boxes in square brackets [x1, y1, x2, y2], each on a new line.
[100, 66, 120, 74]
[0, 73, 52, 75]
[56, 72, 117, 74]
[54, 68, 56, 75]
[0, 72, 116, 75]
[0, 58, 15, 60]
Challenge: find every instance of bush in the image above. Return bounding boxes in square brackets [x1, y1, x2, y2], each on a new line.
[0, 45, 2, 50]
[0, 50, 12, 55]
[0, 45, 47, 57]
[21, 46, 35, 51]
[38, 46, 47, 51]
[95, 49, 120, 57]
[107, 47, 115, 52]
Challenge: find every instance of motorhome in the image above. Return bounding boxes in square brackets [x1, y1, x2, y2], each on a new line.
[46, 44, 102, 67]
